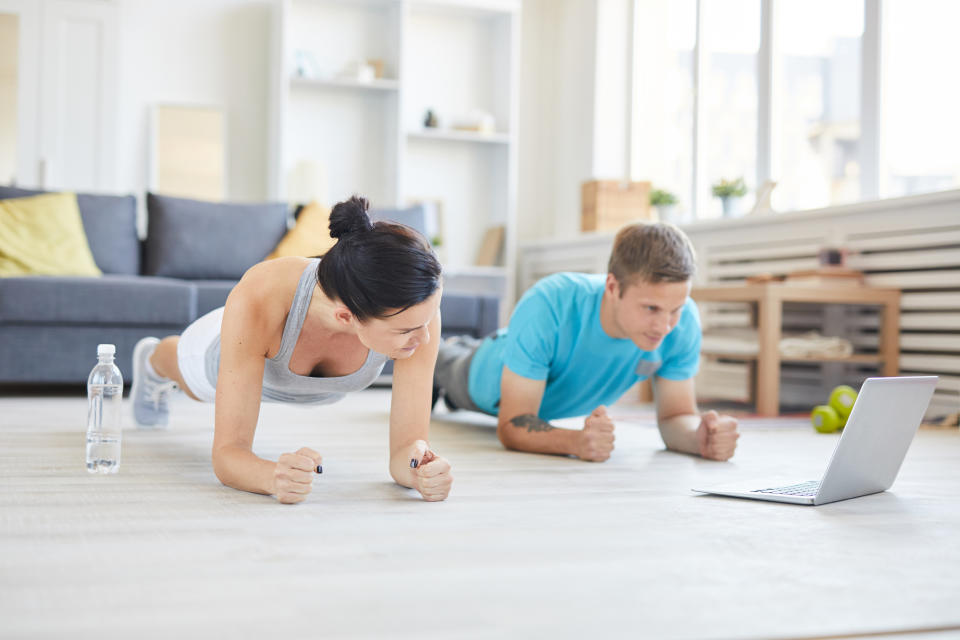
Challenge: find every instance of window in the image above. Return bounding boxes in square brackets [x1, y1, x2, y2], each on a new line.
[699, 0, 760, 219]
[772, 0, 863, 212]
[631, 0, 696, 222]
[630, 0, 958, 222]
[881, 0, 960, 197]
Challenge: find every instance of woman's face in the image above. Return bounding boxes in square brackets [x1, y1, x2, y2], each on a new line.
[354, 289, 442, 359]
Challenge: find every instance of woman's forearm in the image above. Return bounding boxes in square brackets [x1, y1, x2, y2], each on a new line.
[389, 450, 418, 489]
[212, 445, 277, 496]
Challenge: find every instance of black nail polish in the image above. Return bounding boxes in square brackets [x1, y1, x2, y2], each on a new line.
[410, 458, 418, 468]
[316, 465, 323, 474]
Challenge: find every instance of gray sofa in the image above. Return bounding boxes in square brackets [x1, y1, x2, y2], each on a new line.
[0, 187, 498, 385]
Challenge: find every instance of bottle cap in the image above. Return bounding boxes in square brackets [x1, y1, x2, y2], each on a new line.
[97, 344, 116, 356]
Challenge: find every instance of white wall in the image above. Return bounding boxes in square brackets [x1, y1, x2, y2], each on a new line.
[115, 0, 271, 221]
[591, 0, 630, 180]
[517, 0, 558, 242]
[18, 0, 615, 244]
[517, 0, 633, 242]
[518, 0, 598, 241]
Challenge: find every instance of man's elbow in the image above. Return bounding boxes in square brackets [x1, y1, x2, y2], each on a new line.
[496, 420, 518, 450]
[655, 425, 679, 450]
[656, 422, 699, 457]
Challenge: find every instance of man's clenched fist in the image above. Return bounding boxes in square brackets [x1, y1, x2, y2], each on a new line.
[577, 406, 615, 462]
[696, 410, 739, 461]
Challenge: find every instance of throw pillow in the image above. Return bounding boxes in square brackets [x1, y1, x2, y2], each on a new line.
[0, 186, 139, 275]
[266, 201, 336, 259]
[0, 192, 102, 277]
[144, 192, 288, 279]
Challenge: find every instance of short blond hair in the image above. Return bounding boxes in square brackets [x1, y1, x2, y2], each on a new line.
[607, 222, 696, 288]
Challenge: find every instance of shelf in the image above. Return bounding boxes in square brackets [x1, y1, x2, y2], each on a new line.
[443, 265, 506, 276]
[290, 76, 399, 92]
[701, 352, 884, 364]
[317, 0, 399, 7]
[409, 0, 520, 19]
[442, 265, 507, 297]
[408, 129, 510, 145]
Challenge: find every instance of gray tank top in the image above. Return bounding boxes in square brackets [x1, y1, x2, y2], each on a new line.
[204, 258, 389, 404]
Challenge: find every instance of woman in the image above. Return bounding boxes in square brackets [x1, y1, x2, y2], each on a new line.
[130, 196, 453, 504]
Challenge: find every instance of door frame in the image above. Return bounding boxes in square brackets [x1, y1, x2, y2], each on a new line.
[0, 0, 41, 187]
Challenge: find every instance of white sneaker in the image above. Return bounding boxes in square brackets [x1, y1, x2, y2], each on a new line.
[131, 337, 178, 428]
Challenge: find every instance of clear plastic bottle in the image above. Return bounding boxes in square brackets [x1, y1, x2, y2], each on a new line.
[86, 344, 124, 474]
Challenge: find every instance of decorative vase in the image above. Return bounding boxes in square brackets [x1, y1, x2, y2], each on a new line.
[655, 204, 676, 224]
[720, 196, 740, 218]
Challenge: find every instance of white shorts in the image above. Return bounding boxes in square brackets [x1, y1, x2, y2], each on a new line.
[176, 307, 224, 403]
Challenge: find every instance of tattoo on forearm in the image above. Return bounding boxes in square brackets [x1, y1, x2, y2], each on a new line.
[510, 414, 555, 433]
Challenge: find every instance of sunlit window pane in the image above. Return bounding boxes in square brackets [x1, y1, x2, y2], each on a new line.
[631, 0, 695, 223]
[882, 0, 960, 197]
[772, 0, 863, 212]
[700, 0, 759, 219]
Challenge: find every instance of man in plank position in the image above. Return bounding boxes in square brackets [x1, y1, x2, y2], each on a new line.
[433, 222, 739, 462]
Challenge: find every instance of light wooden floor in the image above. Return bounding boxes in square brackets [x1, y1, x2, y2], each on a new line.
[1, 389, 959, 640]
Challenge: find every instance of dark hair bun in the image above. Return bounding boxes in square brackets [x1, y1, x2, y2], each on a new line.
[329, 195, 374, 239]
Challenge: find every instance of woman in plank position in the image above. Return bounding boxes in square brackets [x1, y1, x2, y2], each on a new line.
[130, 195, 452, 504]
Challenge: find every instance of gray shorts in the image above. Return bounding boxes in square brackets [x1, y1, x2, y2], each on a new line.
[434, 335, 487, 413]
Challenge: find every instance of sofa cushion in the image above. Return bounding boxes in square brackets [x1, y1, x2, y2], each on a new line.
[266, 202, 336, 259]
[0, 275, 196, 326]
[193, 279, 238, 317]
[439, 294, 499, 338]
[145, 193, 288, 279]
[0, 192, 102, 277]
[439, 295, 481, 334]
[0, 186, 139, 275]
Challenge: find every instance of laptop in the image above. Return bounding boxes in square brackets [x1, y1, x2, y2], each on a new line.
[692, 376, 938, 506]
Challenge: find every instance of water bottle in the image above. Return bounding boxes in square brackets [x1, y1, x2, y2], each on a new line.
[86, 344, 124, 474]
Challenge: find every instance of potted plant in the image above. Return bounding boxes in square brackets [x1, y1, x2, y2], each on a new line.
[712, 177, 748, 217]
[649, 188, 678, 223]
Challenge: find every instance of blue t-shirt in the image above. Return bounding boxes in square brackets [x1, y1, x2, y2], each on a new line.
[468, 272, 701, 421]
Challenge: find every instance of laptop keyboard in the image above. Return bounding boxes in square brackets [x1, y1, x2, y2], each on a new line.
[754, 480, 820, 496]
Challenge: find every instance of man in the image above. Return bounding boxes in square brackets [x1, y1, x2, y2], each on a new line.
[433, 222, 739, 462]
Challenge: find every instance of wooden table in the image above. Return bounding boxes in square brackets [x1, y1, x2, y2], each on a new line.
[692, 283, 901, 416]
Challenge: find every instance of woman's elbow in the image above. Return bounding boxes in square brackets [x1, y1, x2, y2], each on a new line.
[210, 447, 232, 486]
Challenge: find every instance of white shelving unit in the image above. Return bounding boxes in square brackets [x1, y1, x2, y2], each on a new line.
[269, 0, 520, 309]
[290, 77, 401, 92]
[407, 129, 510, 145]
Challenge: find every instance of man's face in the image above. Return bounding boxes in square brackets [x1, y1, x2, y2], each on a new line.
[608, 275, 692, 350]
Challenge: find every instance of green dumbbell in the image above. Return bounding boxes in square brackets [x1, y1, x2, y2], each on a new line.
[812, 385, 859, 433]
[811, 405, 842, 433]
[829, 385, 858, 423]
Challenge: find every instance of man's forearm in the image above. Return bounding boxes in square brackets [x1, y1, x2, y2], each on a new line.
[498, 414, 581, 456]
[657, 414, 701, 455]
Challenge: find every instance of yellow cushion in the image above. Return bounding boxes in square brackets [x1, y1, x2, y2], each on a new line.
[0, 192, 102, 277]
[266, 201, 336, 259]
